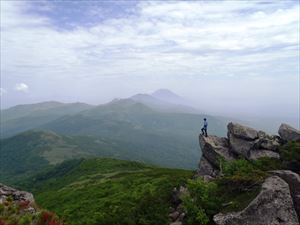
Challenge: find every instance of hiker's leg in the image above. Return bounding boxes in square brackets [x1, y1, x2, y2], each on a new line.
[205, 128, 208, 137]
[201, 127, 204, 135]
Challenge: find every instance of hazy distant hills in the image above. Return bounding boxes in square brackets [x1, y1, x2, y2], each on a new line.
[0, 89, 227, 181]
[1, 101, 94, 137]
[151, 89, 190, 106]
[130, 93, 199, 114]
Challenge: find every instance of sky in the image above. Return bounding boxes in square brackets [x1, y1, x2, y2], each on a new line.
[0, 0, 299, 122]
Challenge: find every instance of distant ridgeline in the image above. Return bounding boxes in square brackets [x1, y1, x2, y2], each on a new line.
[0, 96, 227, 184]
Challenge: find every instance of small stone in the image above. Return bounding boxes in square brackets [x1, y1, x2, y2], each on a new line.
[178, 212, 185, 221]
[170, 222, 182, 225]
[169, 211, 180, 221]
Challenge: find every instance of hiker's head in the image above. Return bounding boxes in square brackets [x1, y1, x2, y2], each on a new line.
[204, 118, 206, 121]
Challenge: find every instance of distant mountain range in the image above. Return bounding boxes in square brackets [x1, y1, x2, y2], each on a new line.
[0, 101, 94, 137]
[0, 89, 227, 183]
[152, 89, 190, 106]
[0, 89, 211, 139]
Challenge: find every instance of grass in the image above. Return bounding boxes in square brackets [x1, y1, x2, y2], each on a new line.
[280, 141, 300, 173]
[19, 158, 193, 225]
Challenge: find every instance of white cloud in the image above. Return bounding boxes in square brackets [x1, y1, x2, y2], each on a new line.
[0, 88, 7, 96]
[1, 1, 299, 81]
[14, 83, 29, 92]
[0, 1, 299, 117]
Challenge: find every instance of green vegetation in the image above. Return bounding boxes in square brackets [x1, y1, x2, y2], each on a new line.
[0, 196, 66, 225]
[19, 158, 192, 225]
[182, 157, 285, 225]
[0, 129, 197, 185]
[280, 141, 300, 173]
[0, 131, 92, 184]
[0, 99, 227, 183]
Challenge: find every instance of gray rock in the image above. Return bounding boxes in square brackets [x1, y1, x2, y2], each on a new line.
[269, 170, 300, 221]
[227, 123, 281, 158]
[199, 135, 236, 168]
[203, 175, 215, 182]
[170, 222, 182, 225]
[279, 123, 300, 142]
[258, 130, 267, 138]
[169, 211, 180, 221]
[0, 183, 34, 204]
[178, 212, 185, 221]
[228, 133, 254, 158]
[213, 176, 299, 225]
[249, 149, 280, 160]
[254, 135, 281, 151]
[197, 156, 219, 177]
[228, 122, 258, 141]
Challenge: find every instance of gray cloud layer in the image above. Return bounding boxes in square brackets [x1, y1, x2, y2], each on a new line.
[0, 1, 299, 122]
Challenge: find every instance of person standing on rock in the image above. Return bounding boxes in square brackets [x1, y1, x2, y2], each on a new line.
[201, 118, 208, 137]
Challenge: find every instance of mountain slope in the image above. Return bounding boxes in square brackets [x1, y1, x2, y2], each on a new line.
[41, 98, 226, 138]
[0, 130, 93, 183]
[37, 99, 226, 170]
[151, 89, 188, 106]
[18, 158, 192, 225]
[0, 101, 94, 138]
[0, 126, 200, 184]
[0, 98, 227, 180]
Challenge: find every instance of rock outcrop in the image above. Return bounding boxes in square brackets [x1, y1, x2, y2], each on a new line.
[199, 135, 236, 168]
[279, 123, 300, 142]
[227, 122, 281, 159]
[195, 122, 300, 225]
[0, 183, 66, 224]
[197, 156, 219, 178]
[213, 176, 299, 225]
[197, 122, 285, 177]
[0, 183, 34, 204]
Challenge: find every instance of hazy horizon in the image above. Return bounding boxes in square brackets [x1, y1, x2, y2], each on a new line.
[1, 1, 299, 123]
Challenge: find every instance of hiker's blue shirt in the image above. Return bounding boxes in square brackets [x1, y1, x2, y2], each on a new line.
[204, 121, 208, 128]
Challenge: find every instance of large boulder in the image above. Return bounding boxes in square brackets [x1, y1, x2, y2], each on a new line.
[269, 170, 300, 221]
[279, 124, 300, 142]
[227, 123, 258, 157]
[249, 149, 280, 160]
[254, 131, 281, 151]
[228, 122, 258, 141]
[228, 134, 254, 158]
[227, 123, 281, 158]
[213, 176, 299, 225]
[199, 135, 236, 168]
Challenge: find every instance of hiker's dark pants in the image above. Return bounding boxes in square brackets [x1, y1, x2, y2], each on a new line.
[201, 127, 207, 137]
